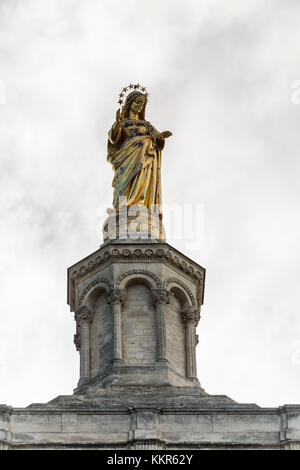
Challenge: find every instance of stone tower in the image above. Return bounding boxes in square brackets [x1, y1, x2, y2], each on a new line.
[68, 207, 205, 392]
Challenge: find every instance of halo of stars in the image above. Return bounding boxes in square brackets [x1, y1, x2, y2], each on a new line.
[118, 83, 149, 106]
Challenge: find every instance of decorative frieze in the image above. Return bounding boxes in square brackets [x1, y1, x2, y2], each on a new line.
[70, 247, 204, 284]
[68, 244, 205, 311]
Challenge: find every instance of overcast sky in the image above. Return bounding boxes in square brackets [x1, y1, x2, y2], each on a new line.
[1, 0, 300, 408]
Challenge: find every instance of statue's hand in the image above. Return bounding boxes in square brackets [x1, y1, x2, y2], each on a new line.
[115, 108, 124, 125]
[157, 131, 172, 140]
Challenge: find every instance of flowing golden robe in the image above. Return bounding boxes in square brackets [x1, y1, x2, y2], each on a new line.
[107, 118, 164, 212]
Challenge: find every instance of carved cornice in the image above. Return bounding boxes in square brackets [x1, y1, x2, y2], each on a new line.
[74, 305, 93, 326]
[69, 246, 203, 283]
[68, 244, 205, 311]
[106, 288, 127, 306]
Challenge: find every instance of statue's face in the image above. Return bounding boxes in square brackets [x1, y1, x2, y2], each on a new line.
[131, 95, 146, 114]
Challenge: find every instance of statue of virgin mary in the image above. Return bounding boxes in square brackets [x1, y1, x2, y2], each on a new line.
[107, 87, 172, 215]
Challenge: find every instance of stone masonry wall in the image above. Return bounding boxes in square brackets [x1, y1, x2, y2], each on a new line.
[166, 294, 186, 377]
[122, 284, 156, 365]
[90, 293, 113, 378]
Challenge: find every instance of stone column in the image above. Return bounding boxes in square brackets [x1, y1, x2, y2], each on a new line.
[182, 306, 200, 381]
[75, 305, 94, 386]
[106, 288, 127, 364]
[152, 289, 170, 364]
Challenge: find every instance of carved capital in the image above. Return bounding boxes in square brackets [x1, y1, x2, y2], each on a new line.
[75, 305, 93, 326]
[151, 288, 170, 307]
[106, 288, 127, 306]
[182, 306, 200, 326]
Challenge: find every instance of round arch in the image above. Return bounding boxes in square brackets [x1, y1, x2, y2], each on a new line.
[116, 269, 162, 290]
[77, 278, 112, 309]
[163, 277, 196, 309]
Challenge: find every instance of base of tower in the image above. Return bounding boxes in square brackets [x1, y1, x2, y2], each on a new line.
[73, 363, 206, 393]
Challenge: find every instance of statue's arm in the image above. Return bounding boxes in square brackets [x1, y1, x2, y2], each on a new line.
[148, 123, 172, 150]
[109, 122, 122, 144]
[109, 109, 124, 144]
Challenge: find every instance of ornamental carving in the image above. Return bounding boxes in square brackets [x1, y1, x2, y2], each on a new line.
[69, 246, 204, 286]
[75, 305, 94, 326]
[151, 288, 171, 306]
[68, 244, 205, 311]
[182, 305, 200, 326]
[106, 288, 127, 306]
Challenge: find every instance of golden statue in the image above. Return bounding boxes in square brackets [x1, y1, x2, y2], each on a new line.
[107, 84, 172, 215]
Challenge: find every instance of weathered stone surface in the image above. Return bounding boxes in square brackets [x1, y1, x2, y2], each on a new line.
[1, 388, 300, 449]
[71, 241, 204, 389]
[1, 239, 300, 450]
[122, 284, 156, 365]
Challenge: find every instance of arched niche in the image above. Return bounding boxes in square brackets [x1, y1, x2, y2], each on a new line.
[79, 282, 112, 380]
[165, 285, 189, 378]
[121, 278, 156, 366]
[169, 286, 190, 311]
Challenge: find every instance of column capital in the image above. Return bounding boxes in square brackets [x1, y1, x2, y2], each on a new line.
[182, 305, 200, 326]
[75, 305, 93, 326]
[151, 288, 170, 306]
[106, 288, 127, 306]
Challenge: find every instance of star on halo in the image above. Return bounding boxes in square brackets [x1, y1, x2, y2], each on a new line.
[117, 84, 149, 106]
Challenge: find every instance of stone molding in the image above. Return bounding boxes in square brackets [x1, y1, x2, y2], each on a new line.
[70, 247, 203, 283]
[77, 277, 112, 309]
[164, 277, 197, 309]
[68, 244, 205, 310]
[116, 269, 162, 289]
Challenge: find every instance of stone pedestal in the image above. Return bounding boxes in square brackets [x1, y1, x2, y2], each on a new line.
[102, 204, 166, 243]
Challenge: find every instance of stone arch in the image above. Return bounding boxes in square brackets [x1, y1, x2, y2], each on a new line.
[163, 278, 196, 309]
[77, 277, 112, 309]
[116, 269, 162, 290]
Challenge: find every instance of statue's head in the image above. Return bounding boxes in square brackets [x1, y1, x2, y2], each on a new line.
[123, 91, 146, 120]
